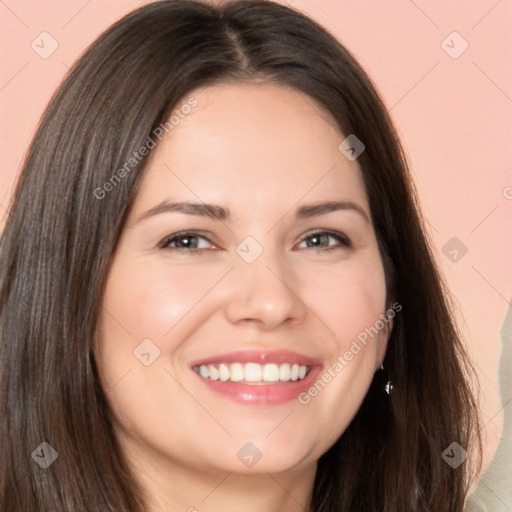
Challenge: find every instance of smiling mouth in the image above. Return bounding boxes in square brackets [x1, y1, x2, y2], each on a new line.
[192, 362, 312, 384]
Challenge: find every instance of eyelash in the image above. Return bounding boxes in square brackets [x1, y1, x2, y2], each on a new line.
[158, 229, 352, 252]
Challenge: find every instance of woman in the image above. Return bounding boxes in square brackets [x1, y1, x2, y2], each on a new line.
[0, 0, 482, 510]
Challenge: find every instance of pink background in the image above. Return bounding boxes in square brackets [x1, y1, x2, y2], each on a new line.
[1, 0, 511, 498]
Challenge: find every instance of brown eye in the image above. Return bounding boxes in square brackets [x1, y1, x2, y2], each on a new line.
[159, 232, 213, 251]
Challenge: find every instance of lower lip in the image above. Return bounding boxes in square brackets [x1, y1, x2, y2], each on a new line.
[193, 366, 323, 405]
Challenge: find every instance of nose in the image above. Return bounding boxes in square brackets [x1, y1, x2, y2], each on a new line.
[223, 248, 308, 331]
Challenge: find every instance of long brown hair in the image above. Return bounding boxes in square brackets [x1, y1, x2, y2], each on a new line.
[0, 1, 481, 510]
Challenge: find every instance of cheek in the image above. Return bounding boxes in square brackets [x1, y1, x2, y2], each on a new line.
[101, 255, 224, 338]
[96, 254, 229, 391]
[292, 251, 387, 412]
[95, 257, 223, 438]
[293, 253, 388, 441]
[298, 253, 387, 344]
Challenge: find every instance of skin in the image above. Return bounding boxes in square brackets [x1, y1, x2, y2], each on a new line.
[95, 81, 392, 512]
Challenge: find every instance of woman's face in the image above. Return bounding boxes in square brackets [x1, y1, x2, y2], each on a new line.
[96, 82, 391, 477]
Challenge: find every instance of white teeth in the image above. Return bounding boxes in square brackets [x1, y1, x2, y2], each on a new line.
[230, 363, 244, 382]
[208, 365, 219, 380]
[244, 363, 262, 382]
[262, 363, 279, 382]
[279, 363, 291, 381]
[218, 363, 230, 382]
[195, 362, 310, 383]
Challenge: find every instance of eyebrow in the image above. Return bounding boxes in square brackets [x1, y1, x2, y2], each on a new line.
[136, 199, 370, 224]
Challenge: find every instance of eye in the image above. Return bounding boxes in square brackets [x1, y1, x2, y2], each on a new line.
[159, 229, 351, 252]
[159, 231, 215, 251]
[296, 230, 351, 250]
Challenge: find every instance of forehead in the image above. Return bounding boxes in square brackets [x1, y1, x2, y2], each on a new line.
[130, 82, 369, 219]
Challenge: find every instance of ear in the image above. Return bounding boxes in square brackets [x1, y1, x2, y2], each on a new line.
[376, 312, 393, 369]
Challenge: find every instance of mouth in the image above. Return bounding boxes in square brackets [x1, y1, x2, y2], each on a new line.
[193, 362, 312, 384]
[189, 350, 322, 405]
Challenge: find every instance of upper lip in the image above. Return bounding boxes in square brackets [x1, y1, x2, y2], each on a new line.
[190, 349, 322, 368]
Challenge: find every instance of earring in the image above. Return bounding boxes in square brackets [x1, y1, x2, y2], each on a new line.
[380, 363, 393, 395]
